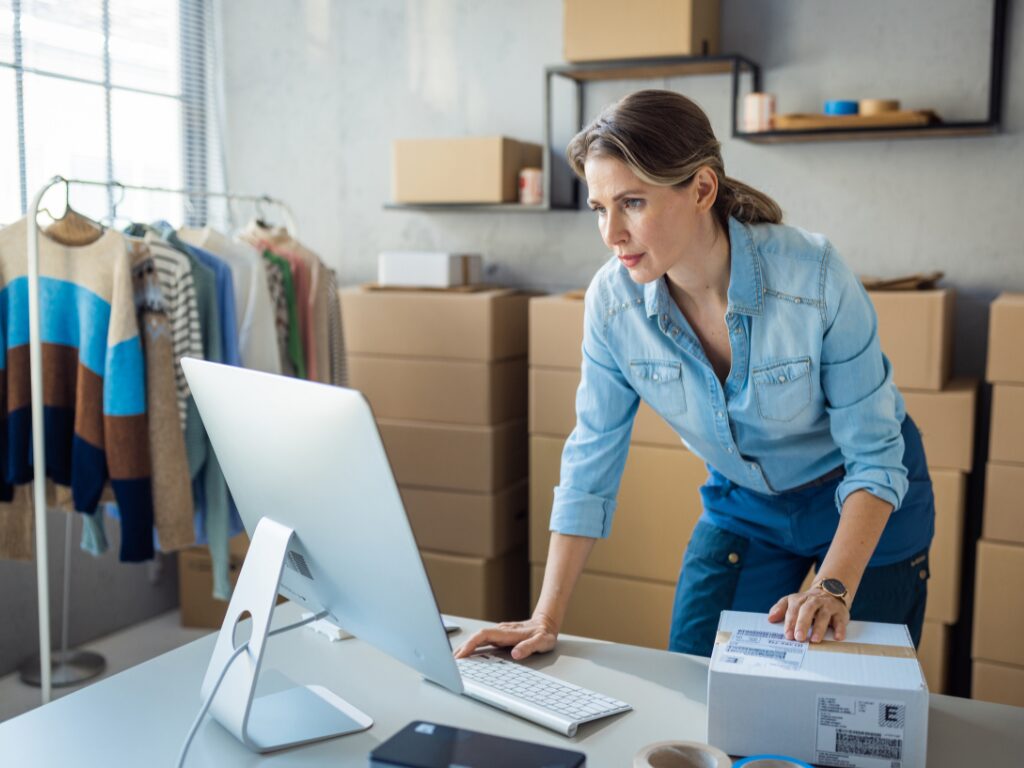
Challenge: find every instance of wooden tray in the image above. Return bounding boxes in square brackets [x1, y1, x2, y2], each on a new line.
[772, 110, 939, 131]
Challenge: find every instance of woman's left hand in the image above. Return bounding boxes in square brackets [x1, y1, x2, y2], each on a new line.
[768, 588, 851, 643]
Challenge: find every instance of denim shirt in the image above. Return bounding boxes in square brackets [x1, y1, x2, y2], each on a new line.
[551, 216, 908, 540]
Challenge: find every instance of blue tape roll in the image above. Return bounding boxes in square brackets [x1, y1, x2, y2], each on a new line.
[824, 100, 858, 115]
[733, 756, 815, 768]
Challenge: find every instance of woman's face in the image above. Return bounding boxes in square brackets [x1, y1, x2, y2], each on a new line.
[583, 154, 705, 284]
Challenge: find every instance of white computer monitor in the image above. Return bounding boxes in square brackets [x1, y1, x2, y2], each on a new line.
[182, 358, 464, 752]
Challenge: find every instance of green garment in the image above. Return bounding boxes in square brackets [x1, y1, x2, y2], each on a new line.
[262, 250, 306, 379]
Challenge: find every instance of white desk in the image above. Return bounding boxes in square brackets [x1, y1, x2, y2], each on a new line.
[1, 602, 1022, 766]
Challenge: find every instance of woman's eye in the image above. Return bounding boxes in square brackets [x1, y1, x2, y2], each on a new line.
[623, 198, 644, 210]
[591, 206, 606, 216]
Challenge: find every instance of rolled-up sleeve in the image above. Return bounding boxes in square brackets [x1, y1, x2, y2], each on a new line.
[820, 246, 908, 513]
[549, 280, 639, 539]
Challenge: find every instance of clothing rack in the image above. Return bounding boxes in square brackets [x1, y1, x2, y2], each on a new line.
[23, 175, 297, 705]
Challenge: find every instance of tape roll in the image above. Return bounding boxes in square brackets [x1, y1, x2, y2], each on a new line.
[633, 740, 732, 768]
[858, 98, 901, 115]
[733, 756, 814, 768]
[823, 100, 858, 115]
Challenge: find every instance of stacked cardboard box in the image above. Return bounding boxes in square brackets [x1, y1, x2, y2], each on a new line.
[972, 293, 1024, 707]
[528, 293, 705, 650]
[340, 287, 530, 622]
[869, 287, 975, 694]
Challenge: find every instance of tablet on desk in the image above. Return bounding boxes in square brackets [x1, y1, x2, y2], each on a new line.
[370, 721, 586, 768]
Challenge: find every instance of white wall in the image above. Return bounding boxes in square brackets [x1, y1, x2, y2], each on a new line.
[218, 0, 1023, 377]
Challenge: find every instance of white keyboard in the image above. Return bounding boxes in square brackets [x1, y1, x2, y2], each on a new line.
[456, 653, 632, 736]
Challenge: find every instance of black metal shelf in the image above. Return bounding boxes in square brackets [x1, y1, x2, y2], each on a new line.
[733, 0, 1007, 144]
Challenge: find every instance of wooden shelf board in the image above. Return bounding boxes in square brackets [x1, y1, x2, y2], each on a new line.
[734, 122, 998, 144]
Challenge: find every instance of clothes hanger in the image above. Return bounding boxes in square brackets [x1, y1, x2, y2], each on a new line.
[40, 180, 105, 247]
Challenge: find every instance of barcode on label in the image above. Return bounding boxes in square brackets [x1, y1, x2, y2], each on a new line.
[727, 645, 787, 660]
[730, 629, 786, 639]
[836, 728, 902, 760]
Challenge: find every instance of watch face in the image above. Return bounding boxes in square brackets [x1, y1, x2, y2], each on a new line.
[822, 578, 846, 596]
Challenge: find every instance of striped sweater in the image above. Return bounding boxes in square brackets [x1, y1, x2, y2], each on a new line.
[0, 218, 154, 562]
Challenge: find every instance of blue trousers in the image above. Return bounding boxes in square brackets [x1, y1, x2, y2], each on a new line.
[669, 415, 934, 657]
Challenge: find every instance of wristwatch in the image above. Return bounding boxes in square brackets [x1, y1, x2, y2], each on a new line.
[814, 577, 849, 608]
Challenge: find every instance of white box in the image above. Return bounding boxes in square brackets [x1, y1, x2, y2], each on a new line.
[707, 611, 927, 768]
[377, 251, 482, 288]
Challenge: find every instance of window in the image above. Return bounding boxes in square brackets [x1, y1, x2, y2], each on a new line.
[0, 0, 225, 227]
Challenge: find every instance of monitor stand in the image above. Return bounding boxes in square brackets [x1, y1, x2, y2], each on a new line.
[201, 517, 372, 752]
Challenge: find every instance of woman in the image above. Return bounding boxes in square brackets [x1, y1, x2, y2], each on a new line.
[456, 90, 934, 661]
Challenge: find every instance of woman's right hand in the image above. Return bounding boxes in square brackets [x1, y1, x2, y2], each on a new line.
[453, 612, 559, 661]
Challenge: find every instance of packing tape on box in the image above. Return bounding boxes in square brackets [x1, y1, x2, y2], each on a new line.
[733, 757, 814, 768]
[715, 631, 916, 659]
[632, 740, 732, 768]
[823, 99, 858, 115]
[858, 98, 900, 116]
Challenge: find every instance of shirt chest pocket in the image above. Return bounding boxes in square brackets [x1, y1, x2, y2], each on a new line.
[629, 360, 687, 416]
[752, 356, 812, 422]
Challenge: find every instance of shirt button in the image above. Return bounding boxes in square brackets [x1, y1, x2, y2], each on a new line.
[716, 411, 724, 418]
[727, 447, 734, 453]
[919, 569, 928, 581]
[652, 374, 660, 381]
[661, 313, 668, 323]
[794, 297, 802, 304]
[749, 464, 757, 471]
[778, 375, 787, 383]
[728, 552, 740, 565]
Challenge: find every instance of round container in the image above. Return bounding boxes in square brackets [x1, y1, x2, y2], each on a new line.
[823, 100, 859, 115]
[733, 756, 814, 768]
[518, 167, 543, 205]
[742, 92, 776, 132]
[858, 98, 901, 116]
[633, 740, 732, 768]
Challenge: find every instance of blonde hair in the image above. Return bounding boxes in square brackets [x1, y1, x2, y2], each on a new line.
[567, 89, 782, 227]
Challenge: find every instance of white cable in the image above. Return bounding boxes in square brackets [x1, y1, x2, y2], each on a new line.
[175, 610, 328, 768]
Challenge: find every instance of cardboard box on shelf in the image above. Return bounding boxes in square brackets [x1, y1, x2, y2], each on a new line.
[377, 252, 482, 289]
[421, 548, 528, 622]
[378, 419, 526, 493]
[972, 540, 1024, 666]
[983, 462, 1024, 546]
[178, 534, 250, 629]
[869, 288, 953, 391]
[528, 293, 584, 369]
[925, 469, 966, 624]
[530, 565, 675, 650]
[564, 0, 720, 62]
[392, 136, 542, 204]
[349, 356, 526, 426]
[529, 435, 704, 582]
[902, 380, 977, 471]
[986, 292, 1024, 384]
[708, 611, 928, 768]
[528, 367, 683, 447]
[340, 287, 529, 362]
[918, 619, 950, 694]
[989, 384, 1024, 464]
[972, 660, 1024, 707]
[402, 482, 527, 558]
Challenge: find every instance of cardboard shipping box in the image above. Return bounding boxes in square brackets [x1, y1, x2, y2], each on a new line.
[530, 565, 675, 650]
[564, 0, 720, 62]
[989, 384, 1024, 464]
[982, 462, 1024, 545]
[529, 435, 704, 582]
[402, 482, 527, 558]
[972, 540, 1024, 667]
[178, 534, 250, 629]
[421, 548, 528, 622]
[392, 136, 542, 204]
[340, 287, 529, 362]
[349, 356, 526, 426]
[924, 469, 966, 624]
[901, 380, 977, 471]
[870, 288, 953, 391]
[708, 611, 928, 768]
[529, 293, 585, 369]
[972, 660, 1024, 708]
[917, 620, 949, 694]
[378, 419, 526, 493]
[529, 366, 683, 447]
[986, 292, 1024, 384]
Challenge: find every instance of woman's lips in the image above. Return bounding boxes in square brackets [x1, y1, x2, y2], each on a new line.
[618, 252, 644, 268]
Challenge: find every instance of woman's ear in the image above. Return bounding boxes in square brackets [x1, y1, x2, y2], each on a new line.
[693, 166, 719, 211]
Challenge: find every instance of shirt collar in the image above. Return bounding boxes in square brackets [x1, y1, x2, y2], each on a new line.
[644, 216, 764, 318]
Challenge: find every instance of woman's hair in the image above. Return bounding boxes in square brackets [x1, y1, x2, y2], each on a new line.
[567, 89, 782, 227]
